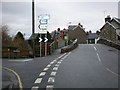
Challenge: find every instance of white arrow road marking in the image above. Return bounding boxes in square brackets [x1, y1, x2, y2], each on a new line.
[46, 85, 54, 90]
[31, 86, 39, 90]
[39, 72, 46, 76]
[44, 37, 48, 42]
[39, 37, 42, 42]
[34, 78, 43, 83]
[48, 77, 55, 83]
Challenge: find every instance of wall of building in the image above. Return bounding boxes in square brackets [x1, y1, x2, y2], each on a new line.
[68, 26, 87, 44]
[100, 23, 117, 43]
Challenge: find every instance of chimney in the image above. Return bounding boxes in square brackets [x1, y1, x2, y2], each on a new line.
[105, 15, 111, 23]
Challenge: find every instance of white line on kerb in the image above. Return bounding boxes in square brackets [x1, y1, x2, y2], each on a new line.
[31, 86, 39, 90]
[34, 78, 43, 83]
[106, 68, 119, 76]
[97, 53, 101, 62]
[39, 72, 46, 76]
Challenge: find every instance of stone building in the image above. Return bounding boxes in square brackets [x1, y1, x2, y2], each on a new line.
[68, 24, 87, 44]
[100, 15, 120, 44]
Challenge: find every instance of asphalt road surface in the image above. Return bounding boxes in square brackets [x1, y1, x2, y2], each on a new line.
[2, 44, 120, 89]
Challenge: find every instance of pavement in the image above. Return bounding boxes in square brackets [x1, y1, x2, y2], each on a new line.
[2, 44, 120, 89]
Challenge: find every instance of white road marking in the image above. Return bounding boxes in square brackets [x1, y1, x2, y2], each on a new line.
[94, 46, 97, 51]
[46, 64, 51, 68]
[51, 72, 57, 76]
[48, 77, 55, 83]
[97, 53, 101, 62]
[53, 60, 57, 62]
[55, 64, 60, 67]
[50, 61, 54, 65]
[46, 85, 54, 90]
[43, 67, 49, 71]
[39, 72, 46, 76]
[34, 78, 42, 83]
[53, 67, 58, 71]
[8, 59, 33, 62]
[106, 68, 119, 76]
[57, 61, 62, 64]
[31, 86, 39, 90]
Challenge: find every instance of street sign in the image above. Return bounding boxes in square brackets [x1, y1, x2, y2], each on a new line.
[64, 36, 68, 40]
[39, 37, 42, 42]
[40, 19, 48, 24]
[44, 37, 48, 42]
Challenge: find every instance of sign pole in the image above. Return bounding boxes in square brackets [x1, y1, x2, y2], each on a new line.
[45, 34, 47, 56]
[40, 34, 42, 57]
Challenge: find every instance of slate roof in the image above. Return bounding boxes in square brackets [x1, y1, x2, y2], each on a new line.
[87, 33, 99, 39]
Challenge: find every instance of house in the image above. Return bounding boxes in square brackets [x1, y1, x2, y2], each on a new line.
[87, 32, 99, 44]
[68, 24, 87, 44]
[100, 15, 120, 44]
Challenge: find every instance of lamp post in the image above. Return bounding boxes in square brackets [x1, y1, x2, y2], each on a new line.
[32, 0, 35, 58]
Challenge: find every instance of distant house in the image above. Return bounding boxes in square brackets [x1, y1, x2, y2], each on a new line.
[68, 24, 87, 44]
[100, 15, 120, 44]
[87, 33, 99, 44]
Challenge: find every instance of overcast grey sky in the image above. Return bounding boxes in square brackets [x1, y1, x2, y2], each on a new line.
[2, 0, 119, 39]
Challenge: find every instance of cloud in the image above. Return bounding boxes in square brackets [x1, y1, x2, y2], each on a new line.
[2, 1, 118, 39]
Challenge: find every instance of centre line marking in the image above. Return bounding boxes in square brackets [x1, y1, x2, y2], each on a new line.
[106, 68, 119, 76]
[51, 72, 57, 76]
[48, 77, 55, 83]
[34, 78, 43, 83]
[43, 67, 49, 71]
[97, 53, 101, 62]
[46, 85, 54, 90]
[94, 46, 97, 51]
[31, 86, 39, 90]
[39, 72, 46, 76]
[53, 67, 58, 71]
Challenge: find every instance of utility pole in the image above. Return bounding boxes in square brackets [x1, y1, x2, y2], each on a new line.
[32, 0, 35, 57]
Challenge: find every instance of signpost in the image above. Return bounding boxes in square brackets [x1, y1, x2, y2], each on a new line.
[38, 14, 50, 57]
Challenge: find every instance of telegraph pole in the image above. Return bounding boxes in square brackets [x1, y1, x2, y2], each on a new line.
[32, 0, 35, 57]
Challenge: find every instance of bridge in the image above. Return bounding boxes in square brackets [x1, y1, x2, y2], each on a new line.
[2, 44, 119, 89]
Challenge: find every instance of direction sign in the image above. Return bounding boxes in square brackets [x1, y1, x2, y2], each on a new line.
[44, 37, 48, 42]
[39, 37, 42, 42]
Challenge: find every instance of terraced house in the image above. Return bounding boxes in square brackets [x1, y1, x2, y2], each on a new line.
[100, 15, 120, 44]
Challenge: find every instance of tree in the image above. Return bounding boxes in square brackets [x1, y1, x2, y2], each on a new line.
[1, 25, 12, 47]
[11, 32, 31, 51]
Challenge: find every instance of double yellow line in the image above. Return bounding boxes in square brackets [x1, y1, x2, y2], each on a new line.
[2, 67, 23, 90]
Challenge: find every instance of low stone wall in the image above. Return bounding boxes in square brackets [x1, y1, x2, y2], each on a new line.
[61, 39, 78, 53]
[97, 39, 120, 50]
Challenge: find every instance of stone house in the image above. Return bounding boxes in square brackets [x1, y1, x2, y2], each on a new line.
[68, 24, 87, 44]
[100, 15, 120, 44]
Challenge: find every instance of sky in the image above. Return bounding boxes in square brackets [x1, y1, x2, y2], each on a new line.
[1, 0, 119, 39]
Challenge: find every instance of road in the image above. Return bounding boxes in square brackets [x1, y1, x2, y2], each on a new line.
[2, 44, 119, 89]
